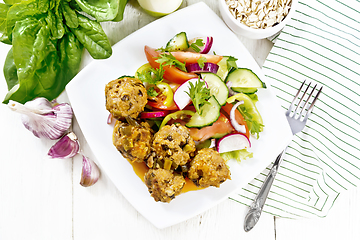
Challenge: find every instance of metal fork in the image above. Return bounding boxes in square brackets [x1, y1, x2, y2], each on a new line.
[243, 80, 323, 232]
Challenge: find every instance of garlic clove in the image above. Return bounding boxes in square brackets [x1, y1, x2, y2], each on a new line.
[8, 98, 73, 140]
[80, 155, 100, 187]
[48, 132, 80, 159]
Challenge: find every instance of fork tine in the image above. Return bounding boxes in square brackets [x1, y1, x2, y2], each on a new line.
[298, 83, 317, 118]
[287, 80, 306, 114]
[303, 85, 323, 121]
[294, 82, 312, 116]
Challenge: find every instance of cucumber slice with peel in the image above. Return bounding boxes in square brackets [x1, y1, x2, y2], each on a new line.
[186, 96, 221, 128]
[226, 68, 266, 92]
[166, 32, 189, 51]
[200, 72, 228, 106]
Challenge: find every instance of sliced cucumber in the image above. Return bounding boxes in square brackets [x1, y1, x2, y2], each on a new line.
[165, 32, 189, 51]
[231, 87, 258, 94]
[226, 68, 266, 91]
[186, 96, 221, 128]
[200, 72, 228, 106]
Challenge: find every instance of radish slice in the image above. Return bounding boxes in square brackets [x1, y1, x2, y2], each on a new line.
[230, 101, 246, 133]
[216, 133, 251, 153]
[186, 62, 219, 74]
[174, 78, 206, 110]
[140, 111, 168, 119]
[188, 36, 213, 54]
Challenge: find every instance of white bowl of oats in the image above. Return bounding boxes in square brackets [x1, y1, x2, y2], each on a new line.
[219, 0, 298, 39]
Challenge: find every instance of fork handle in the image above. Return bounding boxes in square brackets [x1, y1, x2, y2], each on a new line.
[243, 150, 286, 232]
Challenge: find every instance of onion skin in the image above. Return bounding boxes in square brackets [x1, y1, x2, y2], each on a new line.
[80, 155, 100, 187]
[48, 132, 80, 159]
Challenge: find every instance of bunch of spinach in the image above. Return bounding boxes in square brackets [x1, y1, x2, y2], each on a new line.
[0, 0, 128, 104]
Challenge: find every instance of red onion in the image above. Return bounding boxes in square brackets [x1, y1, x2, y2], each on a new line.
[188, 36, 213, 54]
[186, 62, 219, 74]
[140, 111, 169, 119]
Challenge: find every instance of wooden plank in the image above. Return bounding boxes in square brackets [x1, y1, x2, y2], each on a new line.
[276, 188, 360, 239]
[0, 44, 73, 239]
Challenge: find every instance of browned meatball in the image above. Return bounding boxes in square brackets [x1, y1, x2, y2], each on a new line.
[113, 120, 152, 163]
[144, 168, 185, 202]
[151, 124, 196, 169]
[188, 148, 231, 188]
[105, 77, 147, 119]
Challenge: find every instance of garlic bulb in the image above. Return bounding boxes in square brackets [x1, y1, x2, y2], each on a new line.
[48, 132, 80, 159]
[80, 155, 100, 187]
[8, 98, 73, 140]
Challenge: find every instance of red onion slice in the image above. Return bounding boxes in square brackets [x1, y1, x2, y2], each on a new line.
[140, 111, 169, 119]
[188, 36, 213, 54]
[186, 62, 219, 74]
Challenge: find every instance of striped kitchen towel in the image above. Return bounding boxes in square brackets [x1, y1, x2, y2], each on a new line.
[231, 0, 360, 218]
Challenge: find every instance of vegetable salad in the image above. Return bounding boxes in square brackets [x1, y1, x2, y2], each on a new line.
[136, 32, 265, 161]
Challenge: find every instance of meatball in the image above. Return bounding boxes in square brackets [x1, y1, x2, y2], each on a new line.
[188, 148, 231, 188]
[105, 77, 147, 119]
[144, 168, 185, 203]
[113, 120, 152, 163]
[151, 124, 196, 169]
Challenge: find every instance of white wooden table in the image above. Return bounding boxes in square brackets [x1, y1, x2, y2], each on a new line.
[1, 0, 360, 239]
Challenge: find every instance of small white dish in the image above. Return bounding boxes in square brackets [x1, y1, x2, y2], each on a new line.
[219, 0, 298, 39]
[66, 2, 292, 229]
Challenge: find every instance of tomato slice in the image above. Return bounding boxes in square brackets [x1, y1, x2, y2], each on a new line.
[144, 46, 198, 84]
[189, 113, 234, 142]
[170, 51, 223, 65]
[221, 103, 250, 138]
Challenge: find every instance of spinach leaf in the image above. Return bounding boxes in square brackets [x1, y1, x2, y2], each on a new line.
[61, 0, 78, 29]
[70, 14, 112, 59]
[45, 8, 65, 39]
[112, 0, 128, 22]
[3, 48, 18, 90]
[53, 30, 83, 94]
[3, 0, 23, 5]
[0, 3, 10, 44]
[74, 0, 120, 22]
[6, 0, 46, 41]
[3, 17, 59, 103]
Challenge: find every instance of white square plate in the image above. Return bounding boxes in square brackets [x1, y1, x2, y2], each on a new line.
[66, 2, 292, 229]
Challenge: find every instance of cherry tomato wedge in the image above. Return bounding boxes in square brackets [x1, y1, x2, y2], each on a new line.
[144, 46, 198, 84]
[221, 103, 250, 138]
[189, 113, 234, 142]
[170, 51, 223, 65]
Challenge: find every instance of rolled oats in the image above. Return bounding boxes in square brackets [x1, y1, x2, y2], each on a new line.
[225, 0, 292, 29]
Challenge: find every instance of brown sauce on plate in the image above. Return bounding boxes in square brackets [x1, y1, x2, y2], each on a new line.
[129, 160, 205, 193]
